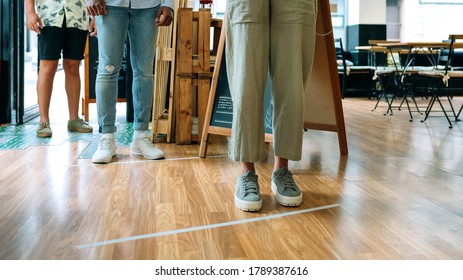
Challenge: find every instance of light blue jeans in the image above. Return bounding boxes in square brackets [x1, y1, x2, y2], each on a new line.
[226, 0, 318, 162]
[95, 5, 160, 133]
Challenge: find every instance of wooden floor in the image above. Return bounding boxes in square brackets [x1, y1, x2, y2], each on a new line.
[1, 97, 463, 260]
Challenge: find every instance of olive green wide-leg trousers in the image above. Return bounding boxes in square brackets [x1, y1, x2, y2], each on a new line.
[226, 0, 318, 162]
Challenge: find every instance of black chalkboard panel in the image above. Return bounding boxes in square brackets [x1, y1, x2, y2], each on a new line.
[210, 50, 273, 134]
[87, 35, 129, 100]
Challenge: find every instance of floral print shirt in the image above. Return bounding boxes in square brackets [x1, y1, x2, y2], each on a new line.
[36, 0, 88, 31]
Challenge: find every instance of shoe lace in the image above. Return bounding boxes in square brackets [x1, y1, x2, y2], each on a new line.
[74, 118, 90, 126]
[39, 122, 50, 129]
[99, 137, 114, 150]
[242, 172, 259, 195]
[137, 136, 154, 149]
[275, 168, 298, 191]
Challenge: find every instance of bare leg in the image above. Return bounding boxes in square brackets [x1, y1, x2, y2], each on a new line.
[62, 58, 82, 120]
[274, 155, 288, 171]
[37, 59, 59, 122]
[240, 162, 255, 174]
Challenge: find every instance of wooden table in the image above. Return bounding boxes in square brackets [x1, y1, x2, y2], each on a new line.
[355, 46, 391, 67]
[376, 41, 463, 69]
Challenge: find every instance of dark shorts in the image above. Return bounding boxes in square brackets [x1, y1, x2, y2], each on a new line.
[38, 20, 88, 61]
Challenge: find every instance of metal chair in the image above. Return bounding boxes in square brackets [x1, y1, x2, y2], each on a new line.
[418, 35, 463, 128]
[335, 38, 374, 99]
[372, 43, 430, 120]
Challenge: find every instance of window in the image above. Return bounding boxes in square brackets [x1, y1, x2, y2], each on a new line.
[331, 0, 345, 27]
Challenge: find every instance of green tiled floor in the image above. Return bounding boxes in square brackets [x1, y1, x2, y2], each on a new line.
[0, 122, 137, 156]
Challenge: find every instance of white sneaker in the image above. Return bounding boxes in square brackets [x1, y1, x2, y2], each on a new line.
[92, 134, 117, 164]
[130, 135, 164, 159]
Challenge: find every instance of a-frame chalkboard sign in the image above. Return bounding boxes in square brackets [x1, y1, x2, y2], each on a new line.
[199, 0, 348, 158]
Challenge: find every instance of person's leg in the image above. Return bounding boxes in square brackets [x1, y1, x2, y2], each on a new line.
[62, 59, 81, 120]
[127, 6, 164, 160]
[62, 27, 92, 132]
[36, 26, 63, 137]
[37, 59, 59, 123]
[226, 0, 269, 165]
[62, 58, 93, 132]
[274, 156, 288, 171]
[35, 59, 58, 137]
[92, 7, 129, 163]
[270, 0, 318, 206]
[94, 6, 129, 134]
[128, 6, 159, 131]
[226, 0, 270, 211]
[270, 0, 317, 162]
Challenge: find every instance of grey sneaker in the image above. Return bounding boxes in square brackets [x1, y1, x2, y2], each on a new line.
[234, 171, 262, 212]
[36, 121, 52, 138]
[271, 167, 303, 206]
[68, 118, 93, 133]
[130, 135, 164, 159]
[92, 134, 117, 164]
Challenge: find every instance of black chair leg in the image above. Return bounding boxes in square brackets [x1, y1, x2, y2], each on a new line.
[456, 104, 463, 121]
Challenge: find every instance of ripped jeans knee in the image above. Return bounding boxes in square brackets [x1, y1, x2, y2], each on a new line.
[104, 64, 117, 73]
[97, 63, 120, 81]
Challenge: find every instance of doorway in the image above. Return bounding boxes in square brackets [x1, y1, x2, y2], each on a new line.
[0, 0, 39, 125]
[23, 11, 40, 123]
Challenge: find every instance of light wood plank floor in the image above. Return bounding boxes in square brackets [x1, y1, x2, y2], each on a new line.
[1, 97, 463, 260]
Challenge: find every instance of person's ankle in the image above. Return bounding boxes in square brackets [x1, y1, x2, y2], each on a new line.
[133, 130, 148, 140]
[240, 162, 255, 174]
[273, 165, 288, 172]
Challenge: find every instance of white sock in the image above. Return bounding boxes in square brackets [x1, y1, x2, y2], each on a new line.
[133, 130, 148, 140]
